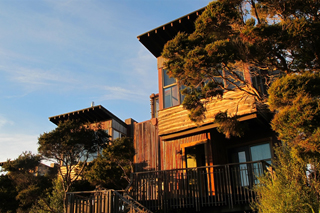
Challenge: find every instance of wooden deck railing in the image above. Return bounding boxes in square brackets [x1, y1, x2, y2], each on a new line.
[130, 160, 269, 212]
[65, 189, 152, 213]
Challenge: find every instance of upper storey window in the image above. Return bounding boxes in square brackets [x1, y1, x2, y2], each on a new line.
[163, 69, 179, 108]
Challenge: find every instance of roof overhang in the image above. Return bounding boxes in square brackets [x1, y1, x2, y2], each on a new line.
[49, 105, 126, 127]
[137, 7, 205, 58]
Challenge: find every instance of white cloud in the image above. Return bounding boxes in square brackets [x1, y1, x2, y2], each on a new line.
[0, 133, 39, 162]
[0, 115, 14, 129]
[98, 85, 142, 101]
[0, 64, 79, 93]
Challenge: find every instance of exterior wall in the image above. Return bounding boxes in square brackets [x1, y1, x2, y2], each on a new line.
[158, 90, 257, 136]
[88, 120, 112, 132]
[89, 119, 128, 139]
[160, 132, 209, 170]
[112, 119, 127, 135]
[134, 119, 159, 172]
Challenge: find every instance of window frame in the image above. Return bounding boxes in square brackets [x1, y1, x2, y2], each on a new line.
[162, 69, 182, 109]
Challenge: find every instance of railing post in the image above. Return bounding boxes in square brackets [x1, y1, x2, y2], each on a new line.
[225, 164, 233, 209]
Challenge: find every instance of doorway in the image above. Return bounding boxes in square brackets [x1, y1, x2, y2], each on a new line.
[185, 144, 206, 168]
[229, 142, 272, 186]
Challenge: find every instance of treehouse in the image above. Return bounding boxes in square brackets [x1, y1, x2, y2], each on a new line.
[131, 7, 277, 213]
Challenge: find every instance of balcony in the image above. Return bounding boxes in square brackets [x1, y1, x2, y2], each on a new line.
[65, 160, 269, 213]
[130, 160, 269, 212]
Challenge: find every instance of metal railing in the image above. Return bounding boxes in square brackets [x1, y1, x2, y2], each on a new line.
[130, 160, 269, 212]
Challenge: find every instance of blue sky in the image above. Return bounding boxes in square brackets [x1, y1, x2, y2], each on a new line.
[0, 0, 211, 163]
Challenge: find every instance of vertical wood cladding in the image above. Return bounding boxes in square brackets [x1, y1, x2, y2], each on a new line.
[161, 133, 208, 170]
[134, 120, 159, 172]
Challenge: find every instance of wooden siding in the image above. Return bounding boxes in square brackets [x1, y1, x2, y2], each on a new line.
[158, 90, 257, 136]
[161, 133, 208, 170]
[88, 120, 112, 131]
[134, 120, 159, 172]
[112, 119, 127, 135]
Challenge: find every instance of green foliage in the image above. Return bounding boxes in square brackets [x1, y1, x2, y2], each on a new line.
[1, 152, 53, 212]
[214, 111, 247, 138]
[252, 146, 320, 213]
[38, 119, 110, 193]
[84, 137, 134, 190]
[268, 72, 320, 152]
[162, 0, 320, 135]
[30, 178, 64, 213]
[253, 72, 320, 212]
[0, 175, 19, 213]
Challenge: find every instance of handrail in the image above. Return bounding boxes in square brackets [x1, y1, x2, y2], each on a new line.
[130, 160, 269, 212]
[133, 159, 270, 175]
[112, 190, 153, 213]
[66, 189, 153, 213]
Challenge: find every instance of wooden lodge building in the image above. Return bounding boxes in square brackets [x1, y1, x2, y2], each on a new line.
[65, 7, 278, 213]
[130, 7, 276, 213]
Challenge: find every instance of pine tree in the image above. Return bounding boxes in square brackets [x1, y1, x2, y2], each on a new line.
[162, 0, 320, 131]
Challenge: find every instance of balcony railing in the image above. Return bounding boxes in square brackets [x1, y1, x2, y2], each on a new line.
[65, 189, 152, 213]
[130, 160, 269, 212]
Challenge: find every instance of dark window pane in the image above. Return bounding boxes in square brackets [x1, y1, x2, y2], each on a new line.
[250, 143, 271, 161]
[163, 69, 176, 86]
[164, 88, 172, 108]
[164, 85, 179, 108]
[172, 86, 179, 106]
[226, 70, 244, 89]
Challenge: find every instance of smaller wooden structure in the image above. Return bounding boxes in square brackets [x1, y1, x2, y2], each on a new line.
[49, 105, 135, 179]
[49, 105, 130, 140]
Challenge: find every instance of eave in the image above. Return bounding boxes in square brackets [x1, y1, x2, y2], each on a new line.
[137, 7, 205, 58]
[49, 105, 126, 127]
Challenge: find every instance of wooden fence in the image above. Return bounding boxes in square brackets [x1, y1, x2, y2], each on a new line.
[66, 189, 152, 213]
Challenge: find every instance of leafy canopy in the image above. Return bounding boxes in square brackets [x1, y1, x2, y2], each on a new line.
[162, 0, 320, 129]
[268, 72, 320, 153]
[84, 137, 134, 190]
[1, 152, 53, 213]
[252, 146, 320, 213]
[38, 119, 110, 193]
[253, 72, 320, 213]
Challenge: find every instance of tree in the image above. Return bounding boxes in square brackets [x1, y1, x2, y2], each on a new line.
[30, 178, 64, 213]
[252, 145, 320, 213]
[162, 0, 320, 130]
[268, 72, 320, 153]
[252, 73, 320, 212]
[84, 137, 134, 190]
[0, 152, 53, 213]
[38, 119, 110, 196]
[0, 174, 19, 212]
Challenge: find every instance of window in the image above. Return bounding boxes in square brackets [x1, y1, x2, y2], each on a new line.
[163, 69, 179, 108]
[214, 69, 245, 90]
[113, 129, 122, 140]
